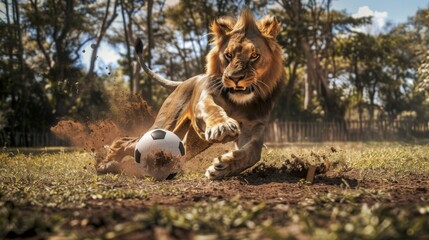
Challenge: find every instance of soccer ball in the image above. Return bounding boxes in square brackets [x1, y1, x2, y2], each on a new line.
[134, 129, 185, 180]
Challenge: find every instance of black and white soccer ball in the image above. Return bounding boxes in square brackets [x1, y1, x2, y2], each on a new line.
[134, 129, 185, 180]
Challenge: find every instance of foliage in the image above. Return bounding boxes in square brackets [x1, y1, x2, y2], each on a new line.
[1, 0, 429, 138]
[282, 197, 429, 239]
[271, 1, 371, 121]
[419, 51, 429, 91]
[414, 50, 429, 120]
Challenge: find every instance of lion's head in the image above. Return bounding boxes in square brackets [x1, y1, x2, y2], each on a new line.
[206, 9, 284, 104]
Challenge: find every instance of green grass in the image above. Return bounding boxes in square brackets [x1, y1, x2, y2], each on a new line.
[1, 143, 429, 239]
[346, 144, 429, 174]
[0, 151, 150, 209]
[263, 142, 429, 175]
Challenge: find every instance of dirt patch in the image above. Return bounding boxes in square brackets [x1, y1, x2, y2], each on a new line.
[78, 162, 429, 210]
[69, 166, 429, 240]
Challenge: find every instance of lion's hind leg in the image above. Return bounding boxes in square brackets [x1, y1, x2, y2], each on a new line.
[96, 137, 139, 175]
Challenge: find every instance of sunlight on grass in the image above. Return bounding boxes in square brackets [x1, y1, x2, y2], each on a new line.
[263, 142, 429, 176]
[0, 142, 428, 239]
[0, 151, 150, 208]
[346, 144, 429, 175]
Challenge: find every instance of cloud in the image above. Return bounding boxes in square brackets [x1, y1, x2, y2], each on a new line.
[165, 0, 179, 6]
[352, 6, 388, 34]
[80, 42, 120, 71]
[97, 43, 120, 66]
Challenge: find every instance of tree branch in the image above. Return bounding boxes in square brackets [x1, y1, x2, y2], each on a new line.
[85, 0, 119, 80]
[30, 0, 52, 69]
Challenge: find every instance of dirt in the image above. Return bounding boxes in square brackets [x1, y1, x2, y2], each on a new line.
[142, 150, 181, 180]
[78, 169, 428, 211]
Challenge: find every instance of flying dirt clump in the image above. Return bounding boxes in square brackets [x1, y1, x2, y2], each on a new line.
[143, 150, 181, 181]
[282, 147, 343, 178]
[247, 147, 340, 179]
[283, 151, 332, 177]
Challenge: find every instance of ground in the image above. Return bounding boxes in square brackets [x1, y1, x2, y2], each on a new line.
[1, 142, 429, 239]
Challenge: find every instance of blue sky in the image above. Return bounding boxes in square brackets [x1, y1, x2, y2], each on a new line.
[331, 0, 428, 23]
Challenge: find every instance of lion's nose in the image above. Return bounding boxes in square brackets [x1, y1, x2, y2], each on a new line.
[227, 74, 246, 83]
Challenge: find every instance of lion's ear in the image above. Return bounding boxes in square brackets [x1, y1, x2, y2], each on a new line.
[211, 17, 236, 39]
[258, 16, 281, 38]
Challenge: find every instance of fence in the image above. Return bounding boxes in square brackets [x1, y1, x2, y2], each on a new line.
[1, 120, 429, 147]
[0, 131, 70, 147]
[265, 120, 429, 143]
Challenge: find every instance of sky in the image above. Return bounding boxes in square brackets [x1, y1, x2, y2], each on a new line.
[331, 0, 428, 24]
[83, 0, 429, 69]
[331, 0, 428, 34]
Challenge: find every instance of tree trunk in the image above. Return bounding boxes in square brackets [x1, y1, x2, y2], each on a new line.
[285, 62, 299, 119]
[300, 38, 325, 111]
[13, 0, 27, 132]
[120, 0, 134, 93]
[145, 0, 154, 105]
[281, 0, 342, 120]
[52, 0, 74, 117]
[303, 70, 312, 110]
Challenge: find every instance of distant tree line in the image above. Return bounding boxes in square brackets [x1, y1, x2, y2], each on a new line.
[0, 0, 428, 139]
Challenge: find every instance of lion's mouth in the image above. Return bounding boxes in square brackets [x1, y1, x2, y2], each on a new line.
[226, 85, 255, 94]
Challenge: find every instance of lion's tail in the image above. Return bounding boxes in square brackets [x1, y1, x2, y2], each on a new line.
[134, 38, 182, 90]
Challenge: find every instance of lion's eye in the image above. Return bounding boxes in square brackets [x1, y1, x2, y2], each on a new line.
[251, 53, 260, 59]
[224, 53, 232, 60]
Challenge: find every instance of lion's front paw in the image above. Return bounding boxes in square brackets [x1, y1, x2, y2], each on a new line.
[205, 118, 240, 143]
[205, 150, 246, 180]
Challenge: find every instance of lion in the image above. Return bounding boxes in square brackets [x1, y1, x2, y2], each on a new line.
[97, 9, 284, 180]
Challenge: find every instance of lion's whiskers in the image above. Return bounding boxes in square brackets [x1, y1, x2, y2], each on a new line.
[208, 80, 224, 95]
[254, 84, 264, 97]
[254, 79, 271, 97]
[257, 80, 270, 90]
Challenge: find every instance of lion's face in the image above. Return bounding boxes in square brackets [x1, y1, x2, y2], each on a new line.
[206, 10, 284, 104]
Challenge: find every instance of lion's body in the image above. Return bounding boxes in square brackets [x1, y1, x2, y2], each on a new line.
[98, 9, 284, 179]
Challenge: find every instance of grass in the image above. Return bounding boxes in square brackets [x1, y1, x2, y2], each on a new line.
[0, 142, 429, 239]
[0, 151, 150, 209]
[263, 142, 429, 175]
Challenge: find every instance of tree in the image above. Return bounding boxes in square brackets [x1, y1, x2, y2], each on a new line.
[418, 51, 429, 93]
[408, 7, 429, 58]
[273, 0, 369, 120]
[22, 0, 94, 117]
[0, 0, 55, 145]
[108, 0, 167, 107]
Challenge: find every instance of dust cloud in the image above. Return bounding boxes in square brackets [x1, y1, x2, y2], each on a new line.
[51, 93, 154, 151]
